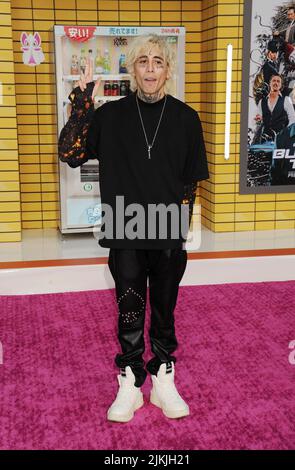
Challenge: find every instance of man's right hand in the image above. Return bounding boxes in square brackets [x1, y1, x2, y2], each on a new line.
[78, 58, 101, 101]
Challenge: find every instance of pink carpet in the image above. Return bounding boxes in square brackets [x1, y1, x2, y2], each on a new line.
[0, 280, 295, 450]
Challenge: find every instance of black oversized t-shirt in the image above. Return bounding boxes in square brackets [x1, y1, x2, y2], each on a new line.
[83, 91, 209, 249]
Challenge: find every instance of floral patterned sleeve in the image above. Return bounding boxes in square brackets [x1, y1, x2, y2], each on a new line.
[182, 182, 198, 227]
[58, 81, 97, 168]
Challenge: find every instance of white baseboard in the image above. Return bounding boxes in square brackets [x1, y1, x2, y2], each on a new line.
[0, 255, 294, 295]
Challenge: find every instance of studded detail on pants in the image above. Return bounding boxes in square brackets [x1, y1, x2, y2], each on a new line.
[107, 247, 188, 387]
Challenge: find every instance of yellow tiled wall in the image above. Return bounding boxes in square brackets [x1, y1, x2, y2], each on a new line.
[11, 0, 59, 231]
[1, 0, 294, 242]
[202, 0, 295, 232]
[0, 0, 21, 242]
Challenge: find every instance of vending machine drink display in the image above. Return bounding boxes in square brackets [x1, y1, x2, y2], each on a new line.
[54, 25, 185, 234]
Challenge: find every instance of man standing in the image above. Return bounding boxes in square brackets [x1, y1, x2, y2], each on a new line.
[262, 41, 279, 87]
[274, 7, 295, 45]
[253, 41, 279, 105]
[58, 34, 209, 422]
[255, 74, 295, 137]
[285, 7, 295, 44]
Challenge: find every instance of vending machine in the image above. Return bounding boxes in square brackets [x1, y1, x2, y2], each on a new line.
[54, 25, 185, 234]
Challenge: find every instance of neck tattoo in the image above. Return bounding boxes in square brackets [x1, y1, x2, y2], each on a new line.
[137, 89, 163, 103]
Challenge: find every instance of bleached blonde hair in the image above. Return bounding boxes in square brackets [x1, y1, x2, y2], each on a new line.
[125, 34, 176, 94]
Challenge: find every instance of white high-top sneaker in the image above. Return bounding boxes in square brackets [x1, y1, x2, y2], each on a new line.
[150, 362, 189, 419]
[107, 366, 144, 422]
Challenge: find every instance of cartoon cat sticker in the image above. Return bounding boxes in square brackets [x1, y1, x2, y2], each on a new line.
[20, 31, 45, 66]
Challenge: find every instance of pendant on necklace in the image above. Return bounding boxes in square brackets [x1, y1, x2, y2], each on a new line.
[148, 145, 152, 159]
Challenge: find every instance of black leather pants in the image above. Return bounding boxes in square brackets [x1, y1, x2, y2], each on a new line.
[108, 246, 188, 387]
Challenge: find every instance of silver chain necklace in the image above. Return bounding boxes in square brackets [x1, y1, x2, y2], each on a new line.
[136, 93, 167, 159]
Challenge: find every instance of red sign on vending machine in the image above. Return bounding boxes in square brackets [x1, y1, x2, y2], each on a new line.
[64, 26, 96, 42]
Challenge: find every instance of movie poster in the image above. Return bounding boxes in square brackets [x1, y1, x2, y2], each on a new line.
[240, 0, 295, 193]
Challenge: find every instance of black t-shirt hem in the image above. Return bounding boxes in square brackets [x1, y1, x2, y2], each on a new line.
[98, 238, 184, 249]
[182, 172, 209, 184]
